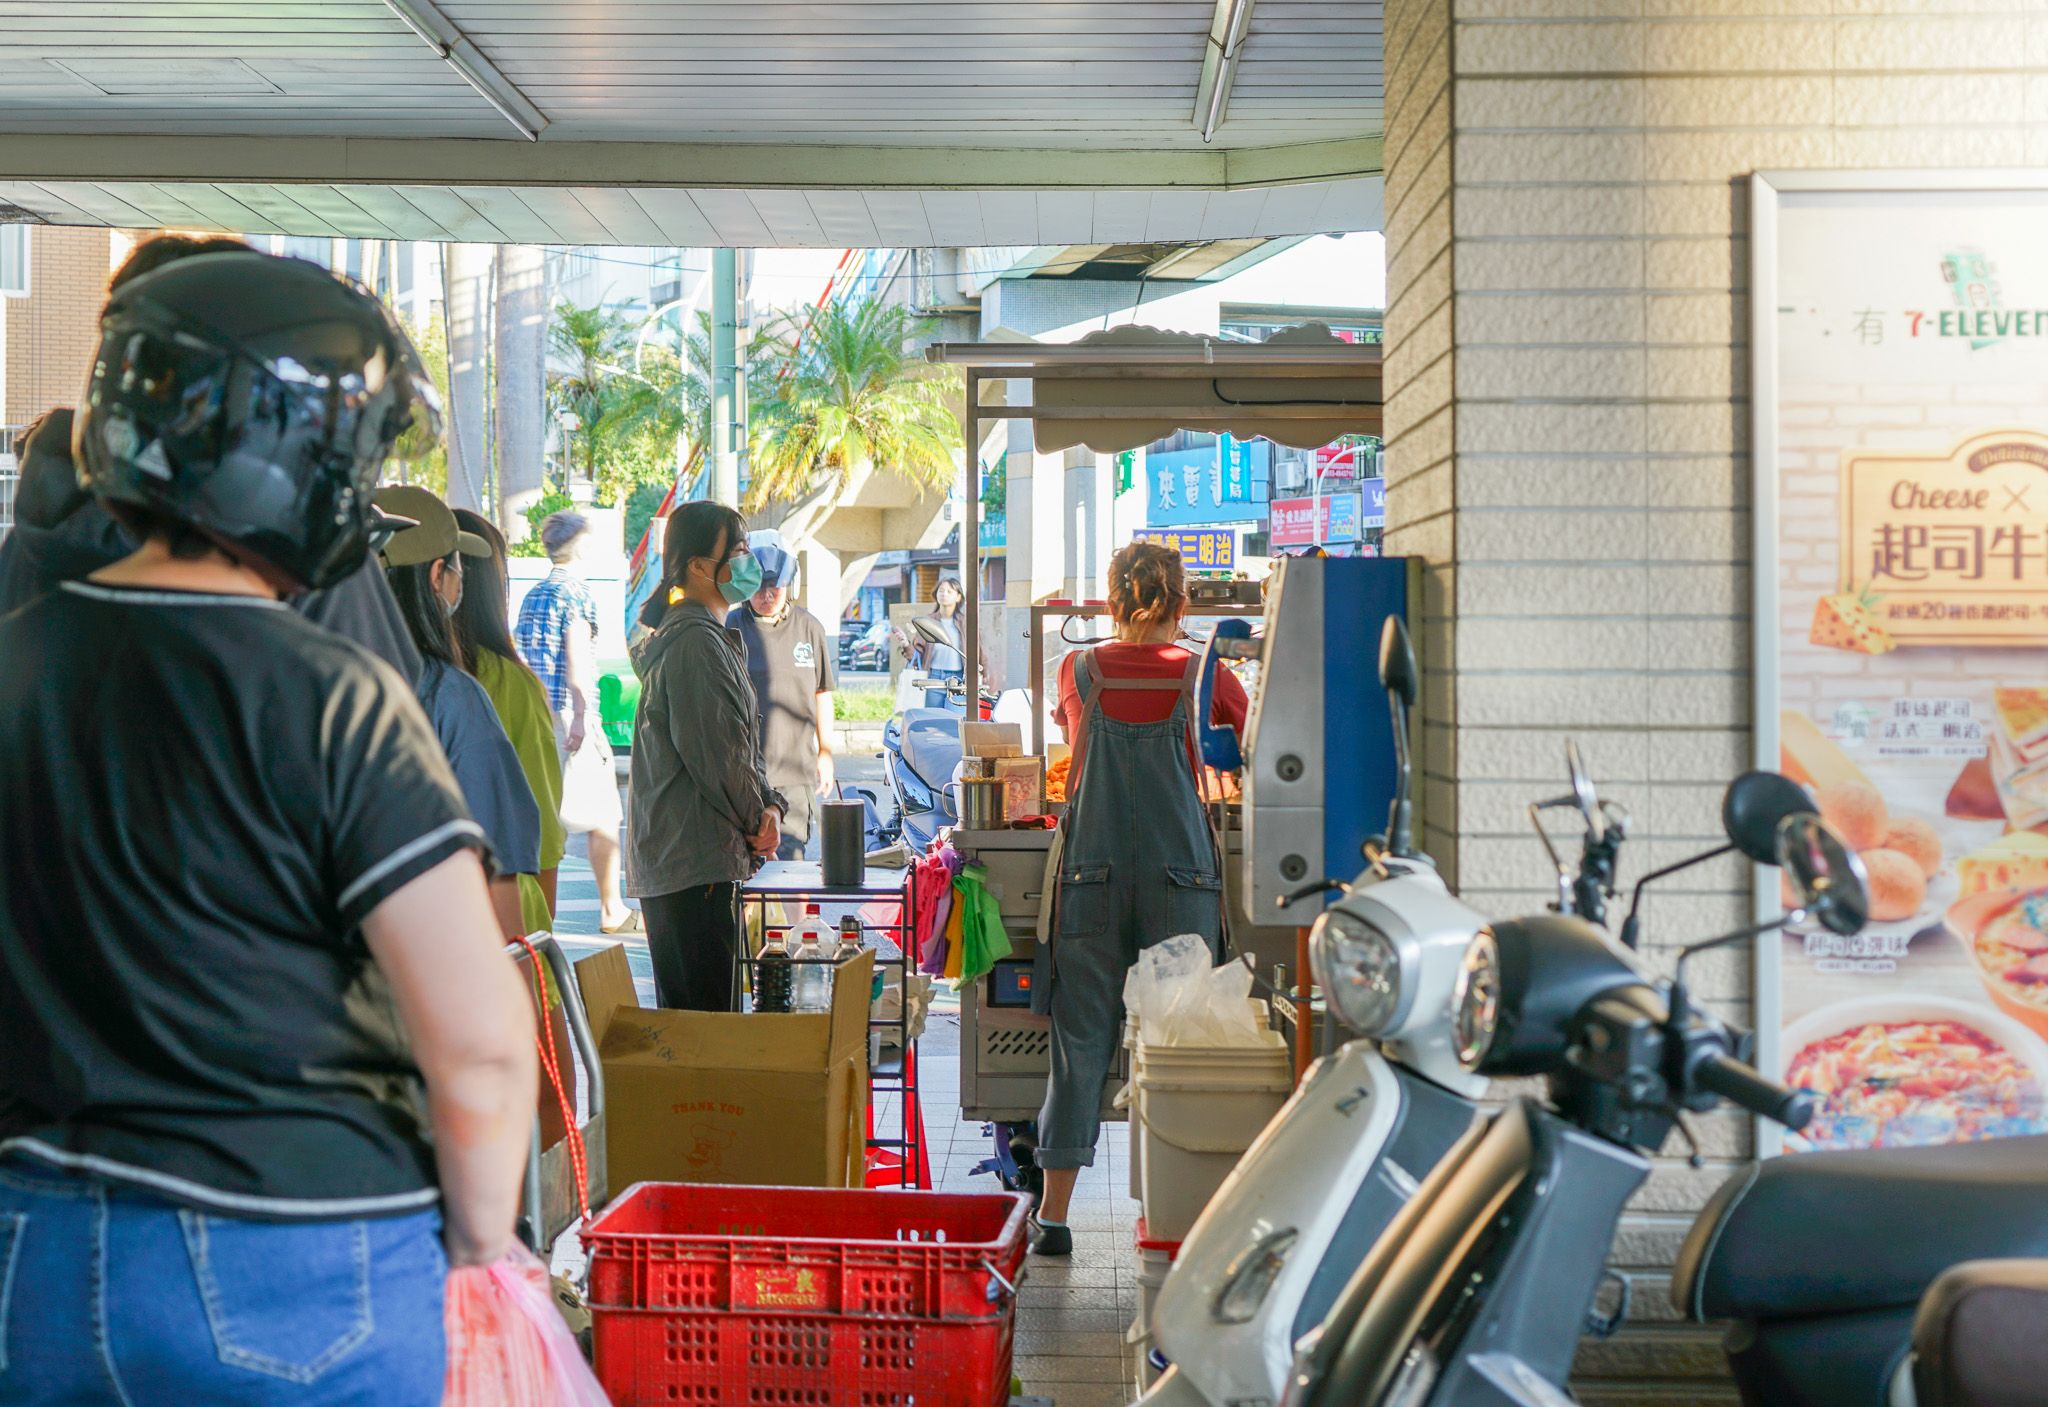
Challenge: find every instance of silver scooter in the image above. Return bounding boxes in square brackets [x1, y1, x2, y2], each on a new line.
[1139, 620, 1627, 1407]
[1280, 772, 1863, 1407]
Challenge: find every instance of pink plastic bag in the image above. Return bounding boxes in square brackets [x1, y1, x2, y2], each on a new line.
[444, 1246, 610, 1407]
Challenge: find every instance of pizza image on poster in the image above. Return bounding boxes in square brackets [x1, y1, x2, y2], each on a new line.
[1768, 192, 2048, 1154]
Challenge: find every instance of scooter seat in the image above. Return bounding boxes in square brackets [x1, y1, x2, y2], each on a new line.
[1913, 1259, 2048, 1407]
[1673, 1135, 2048, 1321]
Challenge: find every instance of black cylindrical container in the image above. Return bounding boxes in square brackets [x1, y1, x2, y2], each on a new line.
[822, 800, 864, 887]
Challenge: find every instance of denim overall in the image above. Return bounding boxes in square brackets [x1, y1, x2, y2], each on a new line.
[1035, 648, 1224, 1172]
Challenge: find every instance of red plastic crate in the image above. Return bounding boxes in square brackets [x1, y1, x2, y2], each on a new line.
[584, 1182, 1030, 1406]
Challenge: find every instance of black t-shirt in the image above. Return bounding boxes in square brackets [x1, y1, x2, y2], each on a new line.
[728, 605, 836, 839]
[0, 581, 488, 1217]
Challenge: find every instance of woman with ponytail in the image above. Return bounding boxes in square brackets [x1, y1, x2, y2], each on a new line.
[625, 501, 787, 1011]
[1028, 541, 1250, 1257]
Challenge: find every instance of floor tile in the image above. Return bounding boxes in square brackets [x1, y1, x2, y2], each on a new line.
[1023, 1382, 1134, 1407]
[1015, 1354, 1126, 1384]
[1013, 1307, 1129, 1333]
[1019, 1285, 1123, 1310]
[1012, 1330, 1126, 1357]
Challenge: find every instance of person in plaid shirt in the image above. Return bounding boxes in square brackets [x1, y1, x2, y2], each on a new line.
[515, 512, 634, 931]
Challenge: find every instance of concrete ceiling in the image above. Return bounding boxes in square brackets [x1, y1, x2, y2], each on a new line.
[0, 1, 1384, 245]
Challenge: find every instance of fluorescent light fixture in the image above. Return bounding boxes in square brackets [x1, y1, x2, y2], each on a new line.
[382, 0, 548, 141]
[1192, 0, 1255, 143]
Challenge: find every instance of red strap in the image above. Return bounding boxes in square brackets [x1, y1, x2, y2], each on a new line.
[515, 934, 589, 1223]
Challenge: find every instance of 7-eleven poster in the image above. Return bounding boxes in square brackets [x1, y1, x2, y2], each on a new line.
[1759, 177, 2048, 1154]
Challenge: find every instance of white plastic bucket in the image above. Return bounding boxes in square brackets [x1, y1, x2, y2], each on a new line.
[1131, 1013, 1293, 1242]
[1129, 1224, 1179, 1346]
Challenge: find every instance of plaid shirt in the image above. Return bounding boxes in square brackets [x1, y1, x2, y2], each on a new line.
[514, 568, 598, 712]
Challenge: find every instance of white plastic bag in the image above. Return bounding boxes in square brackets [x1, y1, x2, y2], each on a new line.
[1124, 934, 1263, 1047]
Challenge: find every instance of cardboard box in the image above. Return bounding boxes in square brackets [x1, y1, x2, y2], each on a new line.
[586, 947, 872, 1189]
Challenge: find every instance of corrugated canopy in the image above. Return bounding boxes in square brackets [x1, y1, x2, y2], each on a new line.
[0, 0, 1385, 245]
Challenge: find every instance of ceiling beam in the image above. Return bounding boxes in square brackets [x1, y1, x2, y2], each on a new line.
[0, 135, 1379, 194]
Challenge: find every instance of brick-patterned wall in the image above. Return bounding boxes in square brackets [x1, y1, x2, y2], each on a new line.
[4, 225, 111, 427]
[1383, 0, 1460, 885]
[1377, 5, 2048, 1402]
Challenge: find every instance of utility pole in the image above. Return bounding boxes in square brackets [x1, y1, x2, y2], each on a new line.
[710, 247, 740, 507]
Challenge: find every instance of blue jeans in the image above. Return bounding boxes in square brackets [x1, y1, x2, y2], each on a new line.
[0, 1159, 447, 1406]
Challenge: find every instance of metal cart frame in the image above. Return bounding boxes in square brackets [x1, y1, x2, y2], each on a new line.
[737, 862, 927, 1188]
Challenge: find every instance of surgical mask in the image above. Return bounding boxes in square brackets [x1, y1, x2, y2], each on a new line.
[719, 552, 762, 605]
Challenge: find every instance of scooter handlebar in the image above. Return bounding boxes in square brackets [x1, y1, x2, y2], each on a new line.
[1693, 1054, 1816, 1131]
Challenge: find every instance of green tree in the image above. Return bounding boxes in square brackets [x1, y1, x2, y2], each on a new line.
[506, 481, 576, 558]
[745, 296, 960, 512]
[546, 302, 638, 493]
[391, 310, 449, 498]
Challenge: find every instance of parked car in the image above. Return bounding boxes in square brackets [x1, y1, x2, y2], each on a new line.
[841, 618, 891, 673]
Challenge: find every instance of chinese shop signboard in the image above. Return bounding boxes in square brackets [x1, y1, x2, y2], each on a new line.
[1135, 528, 1235, 572]
[1755, 175, 2048, 1158]
[1269, 493, 1359, 546]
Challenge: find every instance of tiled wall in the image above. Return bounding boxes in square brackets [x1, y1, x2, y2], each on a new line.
[1378, 3, 2048, 1400]
[4, 224, 111, 427]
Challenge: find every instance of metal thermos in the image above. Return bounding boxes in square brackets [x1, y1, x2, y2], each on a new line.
[821, 799, 864, 887]
[959, 777, 1007, 831]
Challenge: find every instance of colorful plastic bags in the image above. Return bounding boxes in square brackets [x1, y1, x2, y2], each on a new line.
[444, 1245, 611, 1407]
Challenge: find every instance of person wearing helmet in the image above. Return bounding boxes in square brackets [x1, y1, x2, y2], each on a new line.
[0, 236, 429, 689]
[0, 250, 536, 1403]
[727, 530, 838, 861]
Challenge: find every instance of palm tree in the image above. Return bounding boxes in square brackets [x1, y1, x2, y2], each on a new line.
[546, 302, 637, 486]
[608, 309, 716, 475]
[746, 295, 961, 511]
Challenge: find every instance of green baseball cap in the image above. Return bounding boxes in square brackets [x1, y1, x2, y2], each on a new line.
[373, 485, 490, 567]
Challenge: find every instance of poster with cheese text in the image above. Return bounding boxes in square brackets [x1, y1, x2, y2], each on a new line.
[1761, 179, 2048, 1153]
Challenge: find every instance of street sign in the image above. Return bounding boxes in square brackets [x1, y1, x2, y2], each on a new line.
[1135, 528, 1236, 572]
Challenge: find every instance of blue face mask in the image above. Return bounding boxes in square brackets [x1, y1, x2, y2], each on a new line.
[720, 551, 762, 605]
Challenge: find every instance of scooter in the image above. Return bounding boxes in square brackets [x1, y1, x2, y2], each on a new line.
[1138, 620, 1632, 1407]
[882, 615, 1022, 853]
[1675, 1052, 2048, 1399]
[1278, 768, 1867, 1407]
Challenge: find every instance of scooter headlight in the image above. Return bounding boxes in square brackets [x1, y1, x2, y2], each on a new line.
[1452, 931, 1503, 1070]
[1311, 908, 1403, 1036]
[1212, 1226, 1298, 1323]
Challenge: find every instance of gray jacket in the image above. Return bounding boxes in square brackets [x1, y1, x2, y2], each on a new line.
[625, 599, 786, 896]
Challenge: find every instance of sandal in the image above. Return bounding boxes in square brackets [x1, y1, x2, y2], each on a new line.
[600, 911, 645, 934]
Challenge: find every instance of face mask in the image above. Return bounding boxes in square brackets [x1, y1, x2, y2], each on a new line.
[719, 552, 762, 606]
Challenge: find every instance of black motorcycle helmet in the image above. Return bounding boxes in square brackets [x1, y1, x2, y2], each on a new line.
[74, 251, 443, 592]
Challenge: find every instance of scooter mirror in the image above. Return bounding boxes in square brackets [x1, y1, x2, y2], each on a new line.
[1565, 740, 1601, 832]
[1721, 770, 1815, 864]
[1776, 812, 1870, 936]
[910, 616, 953, 647]
[1378, 615, 1420, 709]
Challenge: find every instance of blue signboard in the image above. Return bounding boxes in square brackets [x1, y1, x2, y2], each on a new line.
[1359, 477, 1385, 529]
[1144, 440, 1272, 529]
[1136, 528, 1236, 572]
